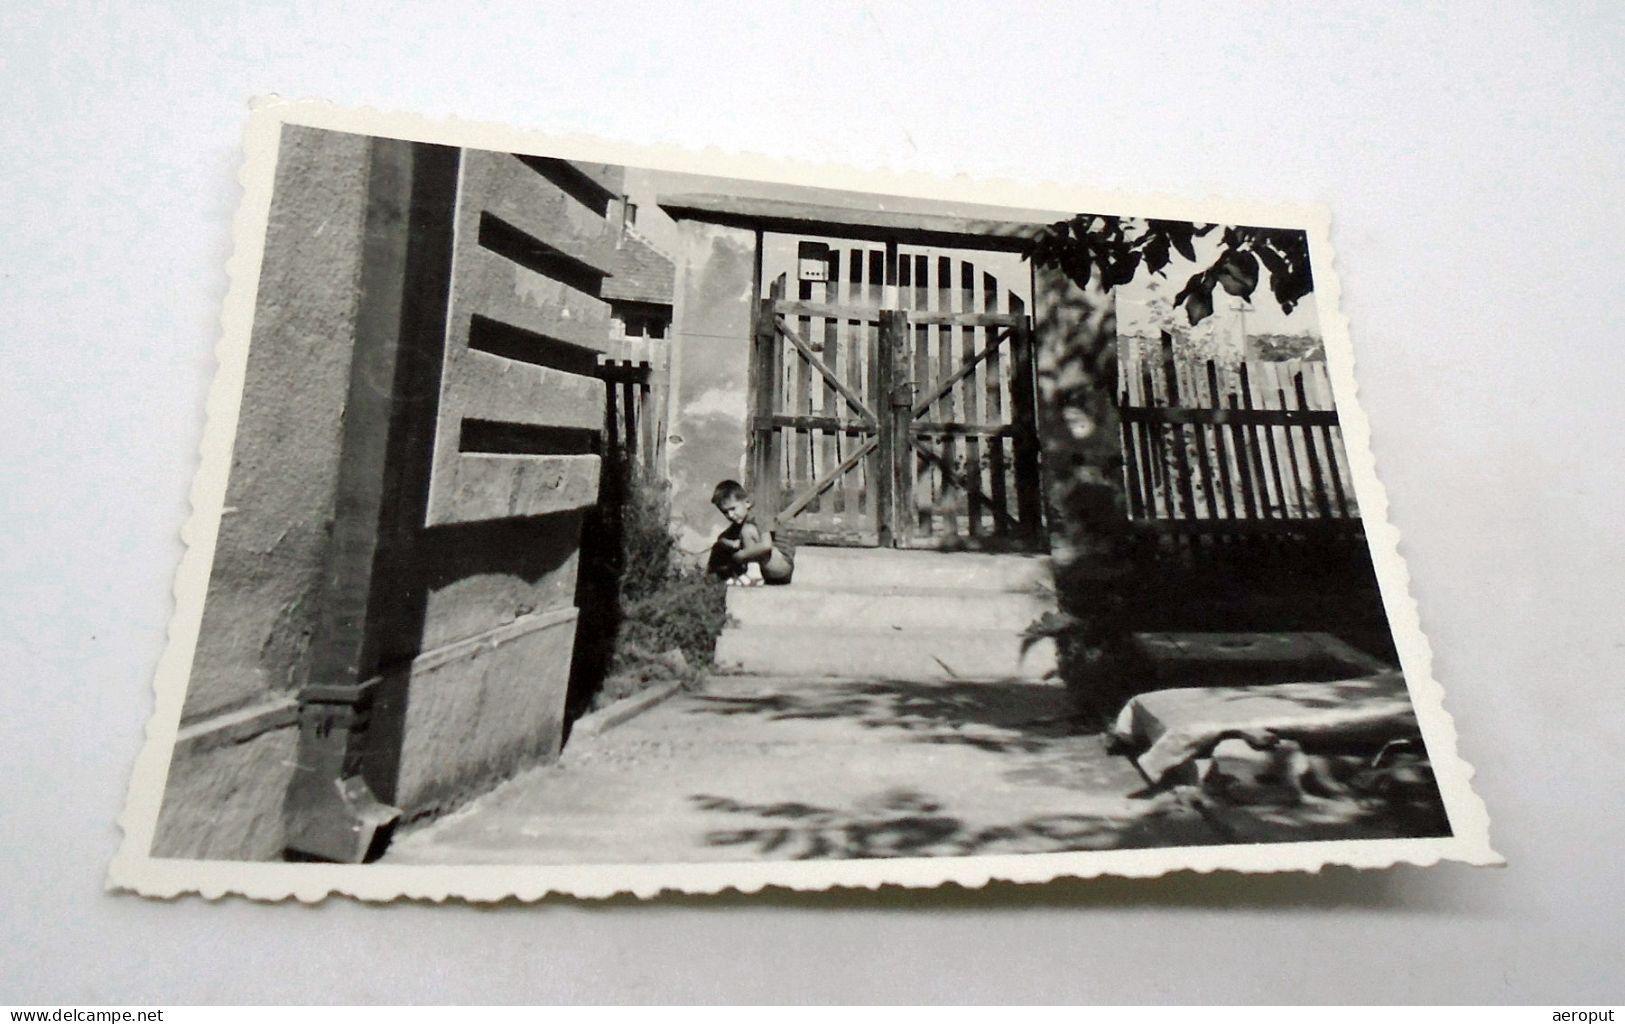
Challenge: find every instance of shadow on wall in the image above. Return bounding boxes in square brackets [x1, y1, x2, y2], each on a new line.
[362, 509, 586, 812]
[330, 140, 597, 823]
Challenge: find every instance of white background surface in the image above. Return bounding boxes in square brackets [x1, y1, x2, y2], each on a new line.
[3, 1, 1621, 1004]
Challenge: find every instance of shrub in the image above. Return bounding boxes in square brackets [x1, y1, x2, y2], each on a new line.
[568, 466, 727, 717]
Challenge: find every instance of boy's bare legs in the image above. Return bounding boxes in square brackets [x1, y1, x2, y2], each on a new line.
[760, 547, 793, 585]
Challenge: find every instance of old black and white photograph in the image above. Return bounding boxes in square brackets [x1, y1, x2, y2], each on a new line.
[111, 102, 1495, 899]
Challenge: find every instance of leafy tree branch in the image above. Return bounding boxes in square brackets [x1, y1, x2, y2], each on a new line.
[1027, 215, 1314, 326]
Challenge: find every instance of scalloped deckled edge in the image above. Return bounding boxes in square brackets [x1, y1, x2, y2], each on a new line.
[107, 97, 1500, 904]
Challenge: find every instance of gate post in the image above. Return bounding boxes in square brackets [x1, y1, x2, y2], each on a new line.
[750, 300, 781, 525]
[877, 310, 912, 547]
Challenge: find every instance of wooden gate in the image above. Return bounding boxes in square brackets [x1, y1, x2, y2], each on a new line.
[749, 250, 1044, 551]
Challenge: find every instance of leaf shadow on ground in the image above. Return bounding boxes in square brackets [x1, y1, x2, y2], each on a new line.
[682, 681, 1222, 858]
[686, 679, 1091, 756]
[688, 787, 1213, 860]
[684, 679, 1450, 858]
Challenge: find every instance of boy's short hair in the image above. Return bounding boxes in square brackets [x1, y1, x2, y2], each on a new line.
[711, 479, 749, 506]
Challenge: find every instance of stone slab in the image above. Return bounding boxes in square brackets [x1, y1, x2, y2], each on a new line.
[714, 624, 1057, 681]
[726, 584, 1054, 632]
[1110, 670, 1419, 784]
[791, 546, 1055, 593]
[1130, 631, 1391, 686]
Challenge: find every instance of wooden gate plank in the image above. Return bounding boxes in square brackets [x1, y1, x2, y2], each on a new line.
[867, 251, 886, 543]
[821, 254, 840, 516]
[909, 439, 1020, 534]
[934, 254, 959, 541]
[774, 436, 880, 524]
[911, 254, 931, 537]
[839, 248, 864, 522]
[772, 315, 875, 423]
[876, 310, 904, 546]
[959, 261, 982, 537]
[984, 272, 1008, 535]
[796, 279, 815, 513]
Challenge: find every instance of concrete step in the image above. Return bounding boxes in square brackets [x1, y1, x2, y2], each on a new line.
[727, 584, 1054, 632]
[791, 546, 1055, 593]
[714, 624, 1058, 682]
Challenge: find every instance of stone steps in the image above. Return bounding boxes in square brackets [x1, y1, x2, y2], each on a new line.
[713, 625, 1058, 682]
[725, 584, 1054, 632]
[787, 545, 1055, 593]
[714, 547, 1060, 682]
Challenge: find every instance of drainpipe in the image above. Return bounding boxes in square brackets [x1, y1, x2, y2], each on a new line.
[281, 137, 427, 862]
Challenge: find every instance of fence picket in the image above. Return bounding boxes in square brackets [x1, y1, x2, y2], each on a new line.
[1190, 366, 1220, 521]
[1237, 363, 1278, 519]
[1292, 372, 1334, 518]
[1160, 334, 1199, 520]
[1206, 361, 1237, 519]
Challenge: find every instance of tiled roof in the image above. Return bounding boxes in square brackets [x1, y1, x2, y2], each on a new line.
[599, 229, 675, 306]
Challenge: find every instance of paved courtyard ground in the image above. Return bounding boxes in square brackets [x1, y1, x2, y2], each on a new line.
[385, 673, 1358, 866]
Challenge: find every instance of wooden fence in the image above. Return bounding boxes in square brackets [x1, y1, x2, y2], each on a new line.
[595, 357, 659, 482]
[1118, 334, 1361, 545]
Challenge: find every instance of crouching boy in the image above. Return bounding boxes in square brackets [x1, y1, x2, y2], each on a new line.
[707, 479, 794, 586]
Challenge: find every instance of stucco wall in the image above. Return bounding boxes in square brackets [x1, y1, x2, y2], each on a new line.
[151, 706, 299, 860]
[183, 126, 371, 725]
[154, 127, 374, 861]
[665, 221, 758, 554]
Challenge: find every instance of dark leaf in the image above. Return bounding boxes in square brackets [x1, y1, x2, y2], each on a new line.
[1254, 240, 1288, 279]
[1143, 233, 1171, 273]
[1173, 268, 1208, 307]
[1064, 250, 1092, 289]
[1185, 282, 1216, 325]
[1150, 219, 1198, 262]
[1100, 251, 1142, 288]
[1170, 229, 1196, 262]
[1215, 249, 1259, 298]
